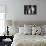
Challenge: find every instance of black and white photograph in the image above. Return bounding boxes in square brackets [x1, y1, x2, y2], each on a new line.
[24, 5, 37, 15]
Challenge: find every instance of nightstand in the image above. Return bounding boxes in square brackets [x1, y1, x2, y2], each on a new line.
[0, 36, 13, 46]
[3, 41, 12, 46]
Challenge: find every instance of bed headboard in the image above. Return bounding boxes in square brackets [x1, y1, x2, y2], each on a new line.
[14, 21, 46, 27]
[6, 20, 46, 27]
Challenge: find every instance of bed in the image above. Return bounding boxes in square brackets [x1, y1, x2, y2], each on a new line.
[11, 21, 46, 46]
[11, 33, 46, 46]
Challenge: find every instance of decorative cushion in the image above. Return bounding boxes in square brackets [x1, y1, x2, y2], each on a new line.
[32, 26, 41, 35]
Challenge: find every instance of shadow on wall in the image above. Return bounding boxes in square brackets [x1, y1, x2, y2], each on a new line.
[5, 20, 46, 27]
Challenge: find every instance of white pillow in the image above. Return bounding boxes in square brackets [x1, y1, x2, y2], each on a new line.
[24, 24, 32, 29]
[19, 27, 25, 34]
[24, 27, 32, 35]
[19, 27, 32, 35]
[24, 24, 32, 35]
[42, 25, 46, 35]
[41, 25, 45, 35]
[42, 25, 46, 33]
[32, 26, 41, 35]
[8, 26, 19, 36]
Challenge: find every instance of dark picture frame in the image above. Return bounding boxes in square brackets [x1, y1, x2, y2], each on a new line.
[24, 5, 37, 15]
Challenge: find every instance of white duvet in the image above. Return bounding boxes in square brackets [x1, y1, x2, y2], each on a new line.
[11, 33, 46, 46]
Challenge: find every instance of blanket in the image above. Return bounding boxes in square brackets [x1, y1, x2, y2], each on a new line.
[11, 33, 46, 46]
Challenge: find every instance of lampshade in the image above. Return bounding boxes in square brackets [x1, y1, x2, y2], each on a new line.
[5, 20, 12, 26]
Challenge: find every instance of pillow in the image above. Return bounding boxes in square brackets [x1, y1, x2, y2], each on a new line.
[8, 26, 19, 36]
[42, 25, 46, 35]
[42, 25, 46, 33]
[19, 27, 25, 34]
[32, 26, 41, 35]
[19, 27, 32, 35]
[24, 24, 32, 29]
[24, 27, 32, 35]
[40, 25, 45, 35]
[24, 24, 32, 35]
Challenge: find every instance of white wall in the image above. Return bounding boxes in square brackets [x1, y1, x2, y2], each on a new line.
[0, 0, 46, 22]
[14, 0, 46, 22]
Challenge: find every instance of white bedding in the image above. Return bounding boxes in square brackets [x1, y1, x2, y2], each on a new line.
[11, 33, 46, 46]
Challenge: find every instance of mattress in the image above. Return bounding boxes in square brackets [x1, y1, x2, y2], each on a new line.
[11, 33, 46, 46]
